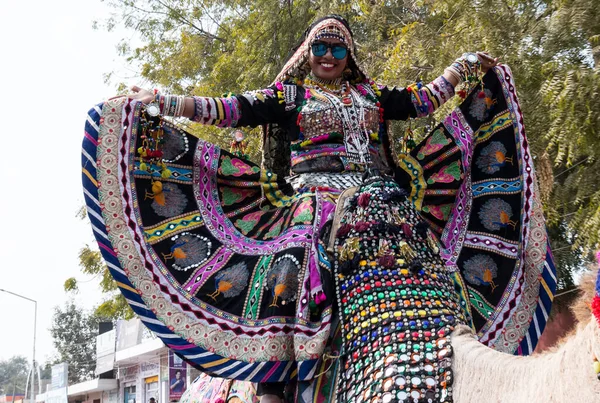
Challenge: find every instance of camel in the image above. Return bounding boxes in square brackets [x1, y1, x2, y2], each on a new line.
[452, 269, 600, 403]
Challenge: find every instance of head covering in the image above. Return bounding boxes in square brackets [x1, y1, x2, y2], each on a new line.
[272, 15, 370, 84]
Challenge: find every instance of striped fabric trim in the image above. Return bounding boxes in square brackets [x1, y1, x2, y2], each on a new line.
[82, 103, 306, 382]
[517, 240, 557, 355]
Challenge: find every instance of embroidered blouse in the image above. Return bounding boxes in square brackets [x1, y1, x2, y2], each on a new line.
[191, 76, 455, 176]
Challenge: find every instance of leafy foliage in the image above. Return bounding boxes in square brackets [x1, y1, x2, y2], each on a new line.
[88, 0, 600, 290]
[64, 246, 134, 319]
[68, 180, 133, 320]
[0, 356, 29, 396]
[49, 302, 102, 384]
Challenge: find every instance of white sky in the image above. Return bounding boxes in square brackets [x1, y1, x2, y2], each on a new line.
[0, 0, 136, 363]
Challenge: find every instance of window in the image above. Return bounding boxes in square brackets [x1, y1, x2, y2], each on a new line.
[144, 377, 159, 403]
[124, 385, 136, 403]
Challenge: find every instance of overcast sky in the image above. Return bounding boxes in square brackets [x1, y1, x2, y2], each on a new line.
[0, 0, 138, 363]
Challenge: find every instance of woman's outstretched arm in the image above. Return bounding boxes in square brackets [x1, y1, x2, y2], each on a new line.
[379, 52, 499, 121]
[126, 83, 300, 128]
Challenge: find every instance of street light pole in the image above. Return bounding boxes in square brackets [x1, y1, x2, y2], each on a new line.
[0, 289, 37, 403]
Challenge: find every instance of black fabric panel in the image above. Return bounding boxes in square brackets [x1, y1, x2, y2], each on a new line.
[235, 85, 300, 128]
[379, 86, 418, 121]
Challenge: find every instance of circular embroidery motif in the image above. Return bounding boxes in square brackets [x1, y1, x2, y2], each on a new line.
[162, 124, 189, 162]
[163, 232, 212, 272]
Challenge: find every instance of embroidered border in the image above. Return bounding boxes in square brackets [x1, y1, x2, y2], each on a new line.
[96, 99, 331, 367]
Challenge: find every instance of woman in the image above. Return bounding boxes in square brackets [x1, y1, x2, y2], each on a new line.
[83, 15, 555, 403]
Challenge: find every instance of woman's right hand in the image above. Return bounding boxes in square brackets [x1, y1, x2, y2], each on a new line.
[127, 85, 155, 104]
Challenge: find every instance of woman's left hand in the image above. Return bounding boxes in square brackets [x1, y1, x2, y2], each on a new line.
[477, 52, 500, 73]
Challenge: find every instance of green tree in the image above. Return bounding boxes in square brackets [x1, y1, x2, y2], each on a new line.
[64, 244, 134, 320]
[89, 0, 599, 289]
[49, 302, 101, 384]
[0, 356, 29, 396]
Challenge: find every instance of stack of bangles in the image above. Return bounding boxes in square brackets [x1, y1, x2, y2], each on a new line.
[444, 52, 481, 83]
[153, 92, 187, 117]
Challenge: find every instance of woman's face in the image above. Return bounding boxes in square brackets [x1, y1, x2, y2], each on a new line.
[308, 38, 348, 81]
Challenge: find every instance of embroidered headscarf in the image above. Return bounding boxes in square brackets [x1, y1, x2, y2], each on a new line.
[272, 15, 370, 84]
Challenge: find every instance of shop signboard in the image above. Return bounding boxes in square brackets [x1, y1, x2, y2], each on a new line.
[51, 363, 68, 389]
[47, 363, 68, 403]
[168, 352, 186, 401]
[119, 364, 139, 381]
[139, 361, 159, 379]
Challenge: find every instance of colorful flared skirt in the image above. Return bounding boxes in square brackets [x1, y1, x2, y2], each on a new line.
[82, 65, 556, 400]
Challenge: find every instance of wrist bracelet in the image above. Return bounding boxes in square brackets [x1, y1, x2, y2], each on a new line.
[444, 67, 462, 83]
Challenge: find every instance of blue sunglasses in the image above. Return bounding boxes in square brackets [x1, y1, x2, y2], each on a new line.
[311, 42, 348, 60]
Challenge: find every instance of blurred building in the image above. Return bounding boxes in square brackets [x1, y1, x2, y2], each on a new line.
[36, 319, 195, 403]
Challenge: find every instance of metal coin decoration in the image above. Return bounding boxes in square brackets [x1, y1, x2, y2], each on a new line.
[146, 102, 161, 117]
[333, 172, 465, 403]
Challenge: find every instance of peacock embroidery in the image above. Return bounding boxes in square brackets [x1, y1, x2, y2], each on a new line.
[207, 262, 249, 301]
[469, 88, 496, 121]
[162, 232, 212, 272]
[476, 141, 513, 174]
[145, 181, 188, 217]
[463, 254, 499, 292]
[479, 198, 518, 231]
[265, 255, 300, 308]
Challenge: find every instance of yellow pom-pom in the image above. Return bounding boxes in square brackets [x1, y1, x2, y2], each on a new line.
[139, 162, 147, 171]
[161, 169, 172, 178]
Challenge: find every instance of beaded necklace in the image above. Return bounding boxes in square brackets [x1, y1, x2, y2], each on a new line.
[303, 77, 372, 164]
[304, 75, 343, 92]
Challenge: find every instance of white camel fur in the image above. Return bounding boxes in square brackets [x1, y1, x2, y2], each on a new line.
[451, 269, 600, 403]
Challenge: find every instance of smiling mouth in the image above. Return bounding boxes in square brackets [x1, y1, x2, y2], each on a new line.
[320, 63, 335, 68]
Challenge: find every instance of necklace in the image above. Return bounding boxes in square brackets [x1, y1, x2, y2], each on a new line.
[305, 74, 343, 90]
[305, 76, 353, 106]
[312, 85, 370, 164]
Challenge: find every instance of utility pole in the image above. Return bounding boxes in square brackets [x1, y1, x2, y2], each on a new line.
[0, 289, 37, 403]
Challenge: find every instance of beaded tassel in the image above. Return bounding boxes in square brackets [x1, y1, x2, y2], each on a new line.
[138, 105, 171, 202]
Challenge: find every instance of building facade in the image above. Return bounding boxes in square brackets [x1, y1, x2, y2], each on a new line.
[36, 319, 194, 403]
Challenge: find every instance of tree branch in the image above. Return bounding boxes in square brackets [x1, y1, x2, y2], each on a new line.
[151, 0, 226, 42]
